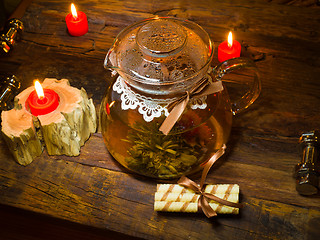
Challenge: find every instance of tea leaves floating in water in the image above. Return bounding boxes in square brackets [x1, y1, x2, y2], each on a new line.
[123, 122, 203, 178]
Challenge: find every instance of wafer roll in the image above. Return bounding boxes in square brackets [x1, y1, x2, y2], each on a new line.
[157, 184, 195, 194]
[154, 201, 239, 214]
[155, 192, 239, 203]
[204, 184, 239, 195]
[155, 183, 240, 215]
[157, 184, 239, 194]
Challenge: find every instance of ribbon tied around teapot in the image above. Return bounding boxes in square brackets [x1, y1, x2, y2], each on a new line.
[159, 74, 224, 135]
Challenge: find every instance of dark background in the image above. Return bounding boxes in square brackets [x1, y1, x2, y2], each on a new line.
[0, 0, 22, 28]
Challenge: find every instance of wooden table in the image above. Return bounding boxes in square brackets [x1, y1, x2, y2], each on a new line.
[1, 0, 320, 239]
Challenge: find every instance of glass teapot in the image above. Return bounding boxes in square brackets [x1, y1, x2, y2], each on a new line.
[100, 17, 261, 179]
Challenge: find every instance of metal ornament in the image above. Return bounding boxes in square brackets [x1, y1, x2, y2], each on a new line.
[0, 18, 24, 54]
[0, 75, 21, 111]
[295, 131, 320, 195]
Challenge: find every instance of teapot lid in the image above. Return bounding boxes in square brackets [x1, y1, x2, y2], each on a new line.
[105, 17, 214, 95]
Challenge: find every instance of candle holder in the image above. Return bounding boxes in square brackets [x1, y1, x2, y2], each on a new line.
[1, 78, 97, 165]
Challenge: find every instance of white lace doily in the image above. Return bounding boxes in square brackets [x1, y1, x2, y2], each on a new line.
[113, 76, 207, 122]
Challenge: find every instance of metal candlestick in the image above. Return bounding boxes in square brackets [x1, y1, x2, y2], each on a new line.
[0, 75, 21, 111]
[1, 19, 24, 54]
[295, 131, 320, 195]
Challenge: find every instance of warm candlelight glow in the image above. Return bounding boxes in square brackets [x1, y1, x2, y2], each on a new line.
[34, 80, 44, 99]
[71, 3, 78, 19]
[227, 31, 233, 48]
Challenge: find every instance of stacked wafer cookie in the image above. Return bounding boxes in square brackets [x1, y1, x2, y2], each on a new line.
[154, 183, 240, 214]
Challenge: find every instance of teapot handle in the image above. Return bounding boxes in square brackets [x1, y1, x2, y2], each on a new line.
[212, 57, 261, 115]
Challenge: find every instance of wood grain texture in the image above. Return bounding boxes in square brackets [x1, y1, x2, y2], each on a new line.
[0, 0, 320, 239]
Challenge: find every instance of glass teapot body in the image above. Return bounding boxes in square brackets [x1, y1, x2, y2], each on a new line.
[100, 73, 232, 179]
[100, 17, 260, 179]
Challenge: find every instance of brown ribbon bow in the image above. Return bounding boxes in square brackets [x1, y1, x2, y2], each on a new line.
[159, 75, 224, 135]
[177, 145, 243, 218]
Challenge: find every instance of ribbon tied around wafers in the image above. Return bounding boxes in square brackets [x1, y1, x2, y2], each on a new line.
[177, 144, 243, 218]
[159, 74, 224, 135]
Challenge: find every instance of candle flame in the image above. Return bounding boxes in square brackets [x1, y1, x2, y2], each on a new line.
[34, 80, 44, 99]
[227, 31, 233, 48]
[109, 101, 115, 108]
[71, 3, 78, 19]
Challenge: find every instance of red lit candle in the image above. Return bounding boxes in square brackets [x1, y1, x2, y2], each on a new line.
[65, 3, 88, 37]
[218, 32, 241, 62]
[26, 81, 60, 116]
[105, 101, 115, 115]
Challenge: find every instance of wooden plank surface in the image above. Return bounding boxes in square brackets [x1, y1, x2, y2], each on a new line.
[1, 0, 320, 239]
